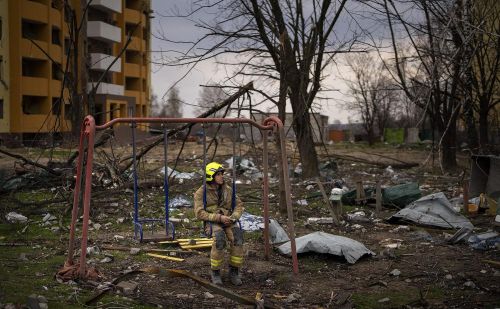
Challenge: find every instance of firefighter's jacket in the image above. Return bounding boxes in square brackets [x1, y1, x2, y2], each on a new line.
[194, 182, 244, 223]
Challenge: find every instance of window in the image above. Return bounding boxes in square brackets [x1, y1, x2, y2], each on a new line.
[22, 58, 48, 77]
[22, 20, 47, 41]
[22, 96, 47, 115]
[52, 97, 61, 115]
[52, 62, 62, 80]
[0, 98, 3, 119]
[51, 27, 61, 45]
[64, 38, 71, 55]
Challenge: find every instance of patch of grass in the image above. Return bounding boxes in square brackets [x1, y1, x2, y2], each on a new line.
[15, 190, 55, 203]
[0, 246, 93, 308]
[352, 286, 445, 309]
[244, 231, 261, 242]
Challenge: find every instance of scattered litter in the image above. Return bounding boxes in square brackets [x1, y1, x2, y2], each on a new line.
[347, 211, 370, 223]
[306, 184, 314, 191]
[278, 231, 375, 264]
[86, 246, 101, 256]
[463, 281, 476, 289]
[388, 192, 473, 229]
[159, 167, 197, 180]
[468, 231, 500, 250]
[204, 292, 214, 299]
[113, 235, 125, 241]
[6, 212, 28, 223]
[116, 281, 138, 295]
[378, 297, 390, 303]
[99, 256, 113, 263]
[447, 227, 473, 244]
[380, 238, 403, 249]
[296, 199, 308, 206]
[42, 213, 57, 223]
[389, 269, 401, 276]
[285, 293, 301, 303]
[130, 248, 141, 255]
[294, 164, 303, 176]
[445, 274, 453, 280]
[169, 195, 192, 208]
[390, 225, 410, 233]
[306, 217, 335, 225]
[239, 212, 264, 231]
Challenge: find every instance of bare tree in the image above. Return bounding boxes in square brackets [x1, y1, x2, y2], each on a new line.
[161, 86, 183, 118]
[345, 54, 399, 145]
[197, 86, 229, 118]
[156, 0, 356, 178]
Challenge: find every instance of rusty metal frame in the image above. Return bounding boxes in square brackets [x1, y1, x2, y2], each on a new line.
[61, 115, 299, 280]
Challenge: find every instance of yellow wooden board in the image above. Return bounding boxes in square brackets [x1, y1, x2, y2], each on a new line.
[146, 253, 185, 262]
[180, 244, 213, 249]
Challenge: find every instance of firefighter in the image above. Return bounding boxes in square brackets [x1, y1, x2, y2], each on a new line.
[193, 162, 245, 285]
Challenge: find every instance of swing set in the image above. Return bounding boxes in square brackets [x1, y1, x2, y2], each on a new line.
[59, 115, 299, 281]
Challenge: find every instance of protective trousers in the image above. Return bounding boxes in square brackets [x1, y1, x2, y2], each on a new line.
[209, 224, 244, 270]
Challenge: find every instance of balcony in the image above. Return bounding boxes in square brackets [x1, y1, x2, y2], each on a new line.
[128, 37, 144, 51]
[124, 8, 141, 23]
[88, 0, 122, 13]
[22, 0, 48, 23]
[124, 62, 140, 77]
[22, 77, 49, 96]
[88, 82, 124, 96]
[87, 21, 121, 43]
[21, 39, 48, 59]
[90, 53, 122, 72]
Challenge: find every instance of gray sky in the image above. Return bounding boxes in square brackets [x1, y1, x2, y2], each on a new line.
[149, 0, 393, 123]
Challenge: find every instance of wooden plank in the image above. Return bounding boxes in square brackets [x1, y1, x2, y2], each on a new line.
[180, 244, 213, 249]
[146, 253, 185, 262]
[315, 178, 339, 225]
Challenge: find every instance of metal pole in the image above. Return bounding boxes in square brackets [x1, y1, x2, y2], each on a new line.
[278, 125, 299, 274]
[131, 122, 139, 236]
[163, 125, 169, 235]
[66, 122, 86, 265]
[78, 116, 96, 278]
[262, 131, 270, 260]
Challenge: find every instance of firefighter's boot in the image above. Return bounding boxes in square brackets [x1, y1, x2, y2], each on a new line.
[211, 270, 222, 285]
[229, 266, 242, 286]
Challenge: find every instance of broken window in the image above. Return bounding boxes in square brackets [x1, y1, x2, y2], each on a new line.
[52, 26, 61, 45]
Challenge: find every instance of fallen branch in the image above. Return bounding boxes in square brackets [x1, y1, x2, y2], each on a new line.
[119, 82, 254, 173]
[0, 148, 61, 176]
[329, 153, 418, 169]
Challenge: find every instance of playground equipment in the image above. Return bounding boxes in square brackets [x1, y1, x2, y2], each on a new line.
[58, 115, 298, 281]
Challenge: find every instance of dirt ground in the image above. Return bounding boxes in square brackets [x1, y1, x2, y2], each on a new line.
[0, 141, 499, 308]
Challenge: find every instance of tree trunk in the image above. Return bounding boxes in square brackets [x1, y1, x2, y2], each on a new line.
[290, 94, 319, 178]
[276, 75, 288, 215]
[478, 101, 489, 149]
[440, 118, 458, 171]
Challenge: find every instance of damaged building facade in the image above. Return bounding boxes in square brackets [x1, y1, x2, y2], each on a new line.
[0, 0, 151, 147]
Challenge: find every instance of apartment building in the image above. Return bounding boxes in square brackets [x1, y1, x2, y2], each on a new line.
[0, 0, 151, 146]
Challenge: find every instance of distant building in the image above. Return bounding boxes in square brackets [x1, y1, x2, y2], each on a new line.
[0, 0, 151, 146]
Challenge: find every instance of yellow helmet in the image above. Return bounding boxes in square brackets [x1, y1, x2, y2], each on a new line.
[205, 162, 225, 182]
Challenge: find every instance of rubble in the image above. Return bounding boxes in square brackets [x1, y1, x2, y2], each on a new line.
[6, 212, 28, 223]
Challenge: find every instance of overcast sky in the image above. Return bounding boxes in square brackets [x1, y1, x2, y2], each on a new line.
[150, 0, 396, 123]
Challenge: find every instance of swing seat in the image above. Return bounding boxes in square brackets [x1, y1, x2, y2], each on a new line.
[135, 218, 175, 242]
